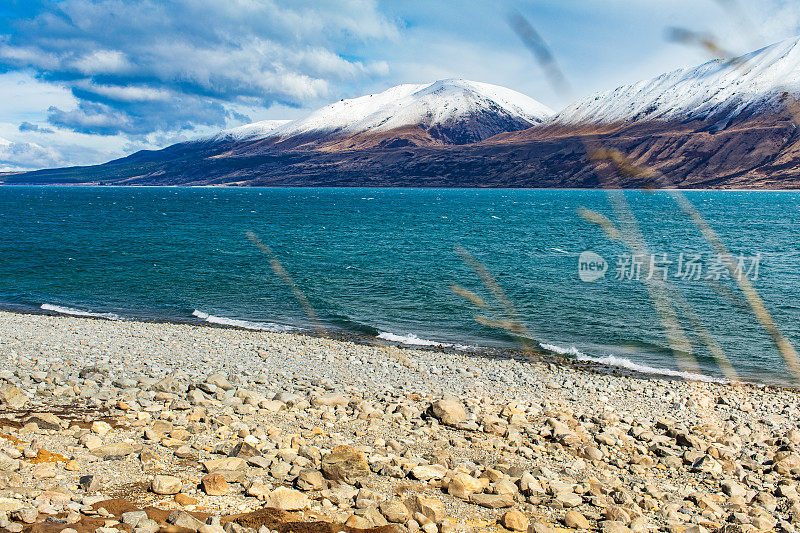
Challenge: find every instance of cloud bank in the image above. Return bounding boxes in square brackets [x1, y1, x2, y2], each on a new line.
[0, 0, 395, 136]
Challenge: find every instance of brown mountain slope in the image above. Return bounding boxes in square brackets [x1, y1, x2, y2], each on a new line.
[4, 113, 800, 188]
[200, 113, 800, 188]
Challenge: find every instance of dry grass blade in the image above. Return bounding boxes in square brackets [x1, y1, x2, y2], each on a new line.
[670, 23, 800, 128]
[668, 285, 739, 382]
[246, 231, 326, 337]
[507, 10, 572, 96]
[586, 139, 799, 382]
[667, 193, 800, 382]
[706, 278, 751, 311]
[589, 149, 659, 184]
[665, 27, 743, 65]
[577, 208, 622, 241]
[508, 11, 797, 385]
[454, 245, 538, 355]
[450, 284, 486, 308]
[605, 190, 700, 375]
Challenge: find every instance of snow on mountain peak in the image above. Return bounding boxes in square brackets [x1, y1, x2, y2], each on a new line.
[553, 35, 800, 128]
[270, 79, 554, 144]
[211, 119, 292, 141]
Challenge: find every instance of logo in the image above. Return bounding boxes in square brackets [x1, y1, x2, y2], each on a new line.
[578, 251, 607, 282]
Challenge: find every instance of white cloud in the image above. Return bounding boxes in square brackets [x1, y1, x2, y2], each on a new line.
[0, 0, 398, 135]
[0, 139, 61, 171]
[1, 0, 797, 171]
[71, 50, 131, 75]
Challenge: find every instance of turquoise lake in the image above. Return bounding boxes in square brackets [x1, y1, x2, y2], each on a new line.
[1, 186, 798, 385]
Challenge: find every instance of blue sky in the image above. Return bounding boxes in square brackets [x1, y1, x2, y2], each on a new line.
[0, 0, 797, 171]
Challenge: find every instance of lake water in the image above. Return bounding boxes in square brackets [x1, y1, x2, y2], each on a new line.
[1, 186, 798, 385]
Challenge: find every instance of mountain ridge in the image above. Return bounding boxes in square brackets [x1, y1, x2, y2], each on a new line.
[5, 37, 800, 189]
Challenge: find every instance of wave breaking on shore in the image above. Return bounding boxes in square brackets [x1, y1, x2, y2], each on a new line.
[41, 303, 120, 321]
[377, 331, 473, 351]
[192, 310, 295, 332]
[541, 342, 725, 383]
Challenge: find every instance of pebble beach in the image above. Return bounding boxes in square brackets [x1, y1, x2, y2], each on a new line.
[0, 310, 798, 533]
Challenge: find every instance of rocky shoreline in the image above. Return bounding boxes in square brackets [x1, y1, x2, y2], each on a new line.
[0, 311, 798, 533]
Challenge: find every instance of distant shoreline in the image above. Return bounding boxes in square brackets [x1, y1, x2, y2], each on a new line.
[1, 183, 800, 192]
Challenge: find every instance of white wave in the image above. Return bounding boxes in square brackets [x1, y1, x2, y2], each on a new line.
[542, 342, 725, 383]
[41, 303, 120, 321]
[578, 354, 725, 383]
[377, 331, 472, 351]
[540, 343, 585, 356]
[192, 310, 295, 332]
[551, 248, 570, 254]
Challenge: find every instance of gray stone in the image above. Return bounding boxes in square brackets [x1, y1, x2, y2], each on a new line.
[121, 510, 149, 527]
[168, 510, 204, 532]
[78, 475, 100, 492]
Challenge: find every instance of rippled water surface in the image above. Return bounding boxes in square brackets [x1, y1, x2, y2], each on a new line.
[1, 186, 798, 384]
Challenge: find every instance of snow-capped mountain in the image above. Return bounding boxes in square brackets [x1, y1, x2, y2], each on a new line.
[210, 119, 292, 141]
[12, 39, 800, 189]
[554, 35, 800, 130]
[236, 79, 553, 147]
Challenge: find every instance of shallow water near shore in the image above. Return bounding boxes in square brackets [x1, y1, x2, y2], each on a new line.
[1, 186, 798, 385]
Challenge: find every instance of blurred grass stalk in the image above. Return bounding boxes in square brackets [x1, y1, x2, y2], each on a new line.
[507, 9, 800, 385]
[246, 231, 326, 337]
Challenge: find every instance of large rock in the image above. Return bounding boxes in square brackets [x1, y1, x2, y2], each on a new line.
[344, 515, 373, 529]
[91, 421, 113, 435]
[692, 455, 723, 475]
[167, 510, 204, 531]
[380, 500, 411, 524]
[555, 491, 583, 508]
[429, 397, 466, 426]
[310, 392, 349, 407]
[470, 493, 514, 509]
[201, 473, 229, 496]
[404, 494, 445, 522]
[295, 469, 325, 491]
[24, 413, 63, 430]
[320, 445, 369, 483]
[121, 510, 149, 527]
[33, 463, 56, 479]
[600, 521, 632, 533]
[203, 457, 245, 472]
[411, 464, 447, 481]
[721, 479, 746, 498]
[0, 497, 24, 512]
[228, 442, 260, 459]
[501, 510, 529, 531]
[264, 486, 308, 511]
[0, 386, 27, 409]
[564, 511, 590, 529]
[78, 475, 101, 492]
[482, 415, 508, 436]
[153, 376, 183, 393]
[448, 473, 483, 500]
[91, 442, 141, 458]
[11, 507, 37, 524]
[774, 454, 800, 475]
[206, 373, 234, 391]
[151, 475, 182, 495]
